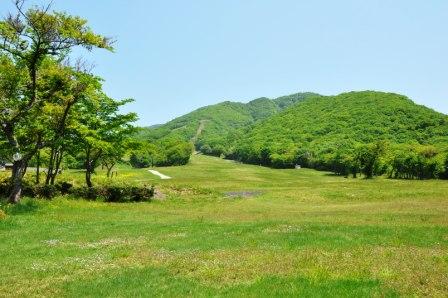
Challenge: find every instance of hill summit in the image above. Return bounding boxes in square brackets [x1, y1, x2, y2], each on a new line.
[136, 92, 319, 155]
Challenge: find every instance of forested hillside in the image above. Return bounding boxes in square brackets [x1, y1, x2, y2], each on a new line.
[230, 91, 448, 178]
[134, 92, 318, 156]
[132, 90, 448, 178]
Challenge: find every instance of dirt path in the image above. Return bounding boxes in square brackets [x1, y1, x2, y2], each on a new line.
[191, 119, 208, 144]
[148, 170, 171, 180]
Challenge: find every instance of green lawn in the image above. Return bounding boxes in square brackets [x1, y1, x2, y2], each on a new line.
[1, 155, 448, 297]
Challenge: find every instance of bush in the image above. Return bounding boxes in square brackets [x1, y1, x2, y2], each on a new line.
[0, 177, 10, 197]
[129, 185, 155, 202]
[56, 181, 73, 195]
[32, 185, 61, 199]
[70, 186, 105, 200]
[105, 185, 127, 202]
[129, 152, 152, 168]
[104, 185, 155, 202]
[69, 184, 155, 202]
[24, 185, 60, 199]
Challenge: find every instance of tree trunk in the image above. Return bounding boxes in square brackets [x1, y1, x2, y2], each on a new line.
[45, 147, 56, 185]
[50, 149, 64, 185]
[106, 162, 115, 178]
[36, 149, 40, 184]
[86, 164, 93, 188]
[85, 147, 93, 188]
[84, 147, 102, 188]
[9, 159, 28, 204]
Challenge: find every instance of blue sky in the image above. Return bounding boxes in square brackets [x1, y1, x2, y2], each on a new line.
[1, 1, 447, 126]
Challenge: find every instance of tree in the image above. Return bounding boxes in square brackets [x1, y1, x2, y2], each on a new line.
[0, 1, 113, 202]
[129, 142, 160, 168]
[74, 93, 136, 187]
[165, 142, 193, 166]
[355, 141, 387, 178]
[39, 63, 100, 185]
[101, 139, 138, 178]
[388, 145, 444, 179]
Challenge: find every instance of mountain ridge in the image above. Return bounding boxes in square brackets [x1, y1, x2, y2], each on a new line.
[135, 92, 320, 149]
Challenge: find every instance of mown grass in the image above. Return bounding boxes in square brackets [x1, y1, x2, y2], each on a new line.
[1, 155, 447, 297]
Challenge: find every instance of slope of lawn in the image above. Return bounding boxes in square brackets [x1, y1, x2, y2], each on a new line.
[1, 154, 448, 297]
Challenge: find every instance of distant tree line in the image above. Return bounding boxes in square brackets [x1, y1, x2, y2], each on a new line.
[226, 141, 448, 179]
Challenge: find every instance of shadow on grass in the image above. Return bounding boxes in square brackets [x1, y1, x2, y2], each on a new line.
[1, 198, 40, 215]
[61, 266, 399, 297]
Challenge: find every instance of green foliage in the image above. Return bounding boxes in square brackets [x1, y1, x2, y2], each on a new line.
[354, 142, 387, 178]
[0, 175, 10, 195]
[0, 6, 113, 57]
[230, 91, 448, 179]
[136, 93, 319, 155]
[0, 2, 115, 201]
[29, 184, 60, 199]
[56, 181, 73, 195]
[387, 145, 445, 179]
[130, 138, 193, 168]
[136, 91, 447, 180]
[70, 184, 155, 202]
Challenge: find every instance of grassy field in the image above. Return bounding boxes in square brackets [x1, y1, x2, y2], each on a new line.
[1, 154, 448, 297]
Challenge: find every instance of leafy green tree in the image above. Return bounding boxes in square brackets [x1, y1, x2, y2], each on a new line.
[130, 142, 162, 168]
[74, 93, 136, 187]
[101, 139, 137, 178]
[165, 142, 193, 166]
[355, 141, 387, 178]
[0, 1, 112, 202]
[388, 145, 444, 179]
[35, 61, 100, 185]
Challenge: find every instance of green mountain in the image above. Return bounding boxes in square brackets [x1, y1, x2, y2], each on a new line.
[133, 90, 448, 178]
[231, 91, 448, 168]
[136, 92, 319, 155]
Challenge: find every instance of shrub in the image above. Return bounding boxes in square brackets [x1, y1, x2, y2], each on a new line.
[130, 152, 152, 168]
[0, 209, 6, 220]
[34, 185, 60, 199]
[69, 184, 154, 202]
[105, 185, 128, 202]
[0, 178, 10, 198]
[129, 185, 155, 202]
[70, 186, 105, 200]
[56, 181, 73, 195]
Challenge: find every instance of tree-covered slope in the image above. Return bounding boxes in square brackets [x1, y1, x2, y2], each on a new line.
[231, 91, 448, 168]
[136, 92, 319, 153]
